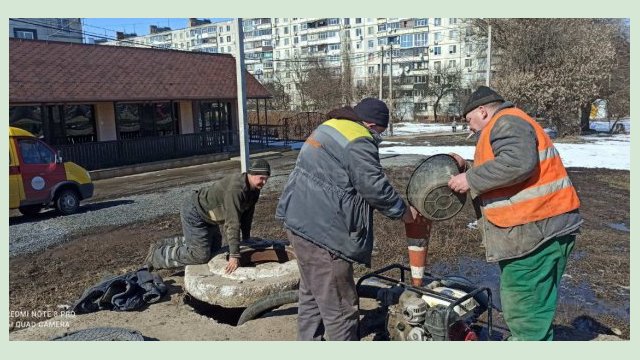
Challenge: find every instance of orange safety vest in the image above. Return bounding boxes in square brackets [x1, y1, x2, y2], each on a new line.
[474, 108, 580, 227]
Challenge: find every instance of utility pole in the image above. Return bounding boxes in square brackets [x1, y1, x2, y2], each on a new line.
[388, 41, 394, 136]
[486, 25, 492, 87]
[379, 46, 384, 100]
[234, 18, 250, 173]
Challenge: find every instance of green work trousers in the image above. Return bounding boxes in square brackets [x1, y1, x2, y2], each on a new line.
[499, 234, 576, 341]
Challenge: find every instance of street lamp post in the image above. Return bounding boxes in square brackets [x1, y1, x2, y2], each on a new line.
[388, 29, 397, 136]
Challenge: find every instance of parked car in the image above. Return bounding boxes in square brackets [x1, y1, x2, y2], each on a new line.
[9, 127, 94, 216]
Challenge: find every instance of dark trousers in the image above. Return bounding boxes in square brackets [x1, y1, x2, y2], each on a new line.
[149, 195, 222, 269]
[287, 230, 359, 341]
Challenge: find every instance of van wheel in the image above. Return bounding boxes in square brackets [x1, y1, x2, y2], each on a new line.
[55, 189, 80, 215]
[18, 205, 43, 216]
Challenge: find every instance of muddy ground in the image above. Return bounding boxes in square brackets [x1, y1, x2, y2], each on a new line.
[9, 133, 630, 341]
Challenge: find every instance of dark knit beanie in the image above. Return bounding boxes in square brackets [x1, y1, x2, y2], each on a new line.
[462, 86, 505, 117]
[248, 159, 271, 176]
[354, 98, 390, 128]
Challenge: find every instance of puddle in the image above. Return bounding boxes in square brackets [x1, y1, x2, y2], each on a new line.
[559, 281, 630, 321]
[570, 250, 587, 261]
[607, 222, 630, 232]
[429, 256, 630, 323]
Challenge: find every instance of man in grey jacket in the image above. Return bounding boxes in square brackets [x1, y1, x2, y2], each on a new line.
[145, 159, 270, 274]
[448, 86, 582, 340]
[276, 98, 417, 341]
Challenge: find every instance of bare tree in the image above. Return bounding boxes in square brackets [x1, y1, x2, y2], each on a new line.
[262, 75, 290, 111]
[354, 78, 379, 101]
[601, 19, 630, 133]
[474, 19, 620, 136]
[289, 56, 313, 111]
[426, 64, 463, 122]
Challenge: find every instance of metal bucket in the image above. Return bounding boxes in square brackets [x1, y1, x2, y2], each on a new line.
[406, 154, 467, 221]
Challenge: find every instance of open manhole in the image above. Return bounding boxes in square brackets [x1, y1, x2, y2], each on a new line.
[183, 240, 300, 325]
[237, 246, 297, 267]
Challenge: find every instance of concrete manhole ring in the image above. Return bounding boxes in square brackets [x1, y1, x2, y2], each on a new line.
[184, 239, 299, 308]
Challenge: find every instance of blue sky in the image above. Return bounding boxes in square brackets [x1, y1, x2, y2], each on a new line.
[82, 18, 232, 42]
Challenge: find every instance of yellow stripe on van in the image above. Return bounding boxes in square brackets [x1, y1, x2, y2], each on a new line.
[323, 119, 372, 142]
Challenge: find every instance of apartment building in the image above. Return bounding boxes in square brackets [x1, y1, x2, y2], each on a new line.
[100, 17, 488, 120]
[10, 18, 83, 43]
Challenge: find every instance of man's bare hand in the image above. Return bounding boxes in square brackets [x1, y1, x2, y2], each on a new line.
[448, 173, 470, 194]
[225, 257, 240, 274]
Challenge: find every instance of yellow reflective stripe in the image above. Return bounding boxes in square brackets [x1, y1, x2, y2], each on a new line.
[538, 146, 559, 162]
[483, 176, 574, 209]
[323, 119, 372, 142]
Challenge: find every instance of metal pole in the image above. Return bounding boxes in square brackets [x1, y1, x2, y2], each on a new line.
[234, 18, 250, 173]
[379, 46, 384, 100]
[388, 42, 394, 136]
[486, 25, 492, 87]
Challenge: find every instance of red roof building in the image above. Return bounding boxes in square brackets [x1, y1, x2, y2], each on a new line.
[9, 38, 272, 170]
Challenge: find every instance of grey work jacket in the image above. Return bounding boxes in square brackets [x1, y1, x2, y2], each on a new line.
[276, 108, 406, 266]
[466, 102, 582, 262]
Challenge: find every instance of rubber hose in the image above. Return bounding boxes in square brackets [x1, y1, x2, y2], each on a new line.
[236, 283, 388, 326]
[237, 290, 299, 326]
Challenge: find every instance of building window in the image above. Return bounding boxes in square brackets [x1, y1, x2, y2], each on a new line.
[378, 24, 387, 32]
[434, 61, 441, 70]
[226, 36, 231, 42]
[413, 33, 427, 47]
[449, 30, 458, 39]
[400, 34, 413, 48]
[56, 19, 71, 31]
[449, 44, 457, 54]
[368, 26, 374, 35]
[116, 102, 178, 139]
[450, 18, 458, 25]
[284, 38, 289, 45]
[13, 28, 37, 40]
[284, 27, 289, 35]
[434, 18, 441, 26]
[415, 18, 428, 27]
[368, 40, 374, 49]
[465, 58, 473, 67]
[356, 18, 362, 24]
[198, 101, 232, 143]
[293, 25, 298, 32]
[226, 25, 231, 32]
[9, 106, 43, 137]
[433, 75, 441, 84]
[433, 46, 441, 55]
[449, 60, 456, 67]
[415, 75, 427, 83]
[52, 105, 97, 144]
[434, 32, 442, 42]
[368, 66, 375, 74]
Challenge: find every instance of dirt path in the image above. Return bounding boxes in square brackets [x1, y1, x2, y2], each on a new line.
[9, 136, 629, 341]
